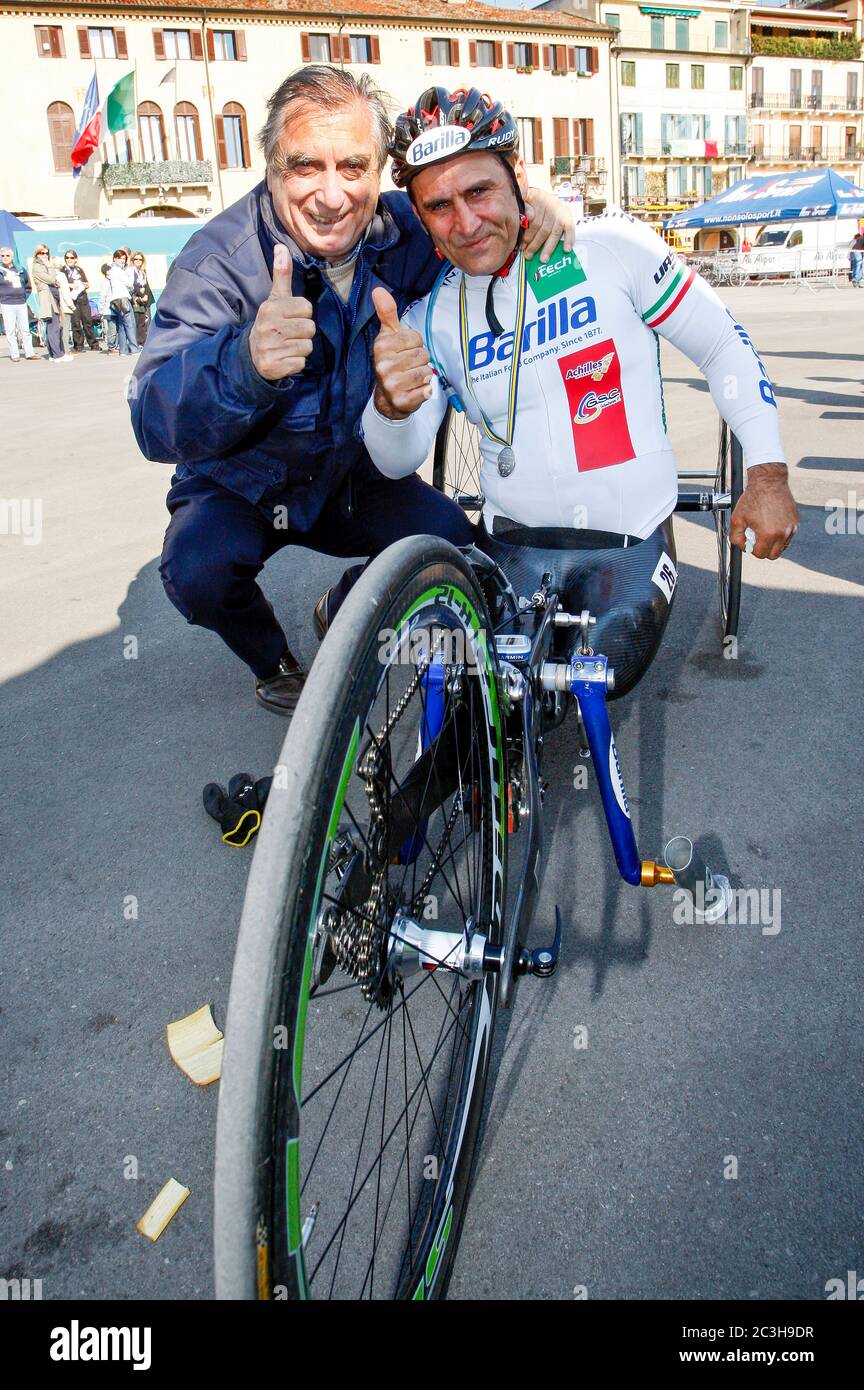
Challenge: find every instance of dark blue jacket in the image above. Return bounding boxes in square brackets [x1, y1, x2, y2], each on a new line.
[130, 182, 438, 530]
[0, 263, 31, 306]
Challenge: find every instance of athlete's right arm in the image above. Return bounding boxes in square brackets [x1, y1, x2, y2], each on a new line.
[361, 288, 448, 478]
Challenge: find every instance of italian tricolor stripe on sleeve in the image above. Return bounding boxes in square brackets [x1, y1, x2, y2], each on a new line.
[642, 264, 696, 328]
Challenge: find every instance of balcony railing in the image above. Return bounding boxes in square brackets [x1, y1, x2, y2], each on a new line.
[551, 155, 607, 181]
[749, 92, 862, 112]
[620, 142, 752, 159]
[102, 159, 213, 192]
[751, 145, 864, 163]
[613, 28, 750, 56]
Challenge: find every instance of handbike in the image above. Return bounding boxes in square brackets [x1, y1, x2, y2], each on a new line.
[214, 508, 734, 1299]
[434, 408, 744, 639]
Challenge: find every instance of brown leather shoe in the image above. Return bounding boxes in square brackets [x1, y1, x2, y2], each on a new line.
[312, 588, 331, 642]
[255, 650, 307, 715]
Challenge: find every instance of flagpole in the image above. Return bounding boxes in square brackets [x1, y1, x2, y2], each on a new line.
[201, 19, 225, 212]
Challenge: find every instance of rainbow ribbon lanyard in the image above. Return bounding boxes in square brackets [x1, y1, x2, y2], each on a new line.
[457, 253, 528, 455]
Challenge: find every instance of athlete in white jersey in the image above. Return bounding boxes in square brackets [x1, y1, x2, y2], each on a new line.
[361, 87, 798, 560]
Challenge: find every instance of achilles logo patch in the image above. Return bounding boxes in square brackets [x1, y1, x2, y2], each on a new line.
[651, 553, 678, 602]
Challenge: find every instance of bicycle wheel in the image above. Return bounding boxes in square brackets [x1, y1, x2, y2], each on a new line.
[715, 420, 744, 640]
[432, 405, 483, 510]
[215, 535, 508, 1301]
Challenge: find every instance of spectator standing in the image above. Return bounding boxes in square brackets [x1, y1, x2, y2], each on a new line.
[849, 230, 864, 287]
[60, 251, 98, 350]
[98, 262, 118, 351]
[741, 236, 753, 254]
[130, 252, 155, 346]
[0, 245, 37, 361]
[31, 244, 72, 362]
[107, 249, 139, 355]
[55, 263, 77, 351]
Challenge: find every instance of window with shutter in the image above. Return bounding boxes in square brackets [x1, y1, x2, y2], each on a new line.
[517, 117, 536, 164]
[476, 41, 495, 67]
[532, 44, 540, 67]
[214, 114, 228, 169]
[47, 101, 76, 172]
[138, 102, 167, 162]
[542, 46, 551, 70]
[553, 117, 570, 159]
[506, 43, 515, 68]
[307, 33, 332, 62]
[115, 29, 128, 59]
[494, 42, 502, 67]
[35, 26, 64, 58]
[175, 102, 203, 161]
[76, 28, 90, 58]
[370, 36, 380, 63]
[533, 117, 544, 164]
[424, 38, 433, 65]
[222, 102, 250, 168]
[153, 30, 165, 60]
[190, 30, 204, 60]
[451, 39, 459, 65]
[206, 30, 216, 61]
[235, 31, 247, 61]
[349, 35, 373, 63]
[301, 33, 311, 62]
[164, 30, 192, 60]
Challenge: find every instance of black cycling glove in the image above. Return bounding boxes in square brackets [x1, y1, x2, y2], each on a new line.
[203, 772, 273, 847]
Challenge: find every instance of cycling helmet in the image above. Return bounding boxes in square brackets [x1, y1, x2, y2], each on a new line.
[390, 87, 519, 190]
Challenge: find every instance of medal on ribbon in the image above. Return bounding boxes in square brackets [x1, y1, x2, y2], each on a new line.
[458, 256, 527, 478]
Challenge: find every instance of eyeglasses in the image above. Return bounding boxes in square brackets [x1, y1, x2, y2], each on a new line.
[65, 255, 77, 261]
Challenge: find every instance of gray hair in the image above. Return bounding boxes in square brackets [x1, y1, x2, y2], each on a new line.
[0, 246, 14, 256]
[259, 64, 393, 174]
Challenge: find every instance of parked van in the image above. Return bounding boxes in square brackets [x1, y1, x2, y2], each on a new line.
[742, 218, 859, 276]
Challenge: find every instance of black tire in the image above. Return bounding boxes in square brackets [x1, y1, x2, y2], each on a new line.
[214, 535, 508, 1301]
[432, 405, 483, 511]
[716, 421, 744, 640]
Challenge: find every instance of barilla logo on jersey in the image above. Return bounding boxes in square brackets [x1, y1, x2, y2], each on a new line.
[557, 339, 635, 472]
[468, 293, 596, 370]
[406, 126, 471, 167]
[564, 351, 614, 384]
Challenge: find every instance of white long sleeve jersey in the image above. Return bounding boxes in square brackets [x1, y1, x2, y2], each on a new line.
[361, 211, 785, 538]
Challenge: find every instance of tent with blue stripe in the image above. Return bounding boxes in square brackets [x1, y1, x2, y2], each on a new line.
[665, 168, 864, 231]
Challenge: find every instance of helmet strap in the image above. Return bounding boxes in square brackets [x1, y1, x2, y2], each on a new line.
[485, 157, 527, 335]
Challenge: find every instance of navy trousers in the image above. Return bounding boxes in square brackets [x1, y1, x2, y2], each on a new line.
[160, 468, 475, 679]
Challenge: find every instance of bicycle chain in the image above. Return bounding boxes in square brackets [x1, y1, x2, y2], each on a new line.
[333, 647, 439, 1000]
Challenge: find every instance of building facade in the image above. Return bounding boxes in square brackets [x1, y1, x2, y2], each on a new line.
[542, 0, 863, 244]
[2, 0, 615, 221]
[747, 1, 863, 176]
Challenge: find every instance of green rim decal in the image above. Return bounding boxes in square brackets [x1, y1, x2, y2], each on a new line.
[288, 576, 505, 1301]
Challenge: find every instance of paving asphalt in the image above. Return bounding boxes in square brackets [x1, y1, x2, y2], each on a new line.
[1, 283, 862, 1301]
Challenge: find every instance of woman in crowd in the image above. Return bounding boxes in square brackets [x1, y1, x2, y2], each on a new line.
[31, 245, 73, 362]
[130, 252, 155, 346]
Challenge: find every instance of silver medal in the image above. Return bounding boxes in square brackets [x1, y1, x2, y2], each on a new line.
[497, 445, 516, 478]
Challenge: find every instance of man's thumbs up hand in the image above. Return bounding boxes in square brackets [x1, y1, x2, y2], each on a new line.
[249, 243, 316, 382]
[371, 286, 401, 333]
[371, 286, 434, 420]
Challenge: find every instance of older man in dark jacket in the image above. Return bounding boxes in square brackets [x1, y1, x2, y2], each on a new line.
[131, 65, 564, 712]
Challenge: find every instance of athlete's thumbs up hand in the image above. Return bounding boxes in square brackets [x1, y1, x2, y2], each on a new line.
[249, 243, 316, 382]
[372, 286, 434, 420]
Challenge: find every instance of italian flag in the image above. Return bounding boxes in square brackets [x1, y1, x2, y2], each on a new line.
[71, 70, 135, 169]
[642, 263, 696, 329]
